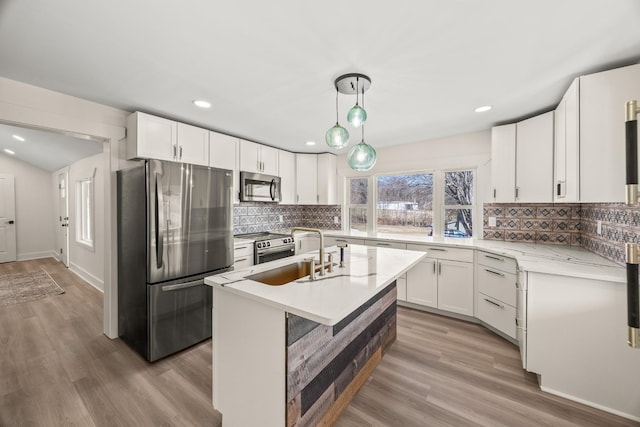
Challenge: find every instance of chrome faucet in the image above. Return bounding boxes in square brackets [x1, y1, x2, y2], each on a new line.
[291, 227, 326, 276]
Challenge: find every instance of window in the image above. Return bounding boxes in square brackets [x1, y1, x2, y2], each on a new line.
[76, 177, 94, 248]
[348, 177, 368, 232]
[376, 173, 433, 235]
[346, 169, 475, 238]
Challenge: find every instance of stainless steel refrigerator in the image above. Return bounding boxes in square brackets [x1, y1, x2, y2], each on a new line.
[117, 160, 233, 361]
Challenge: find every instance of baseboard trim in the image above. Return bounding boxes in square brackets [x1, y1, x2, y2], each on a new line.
[17, 251, 57, 261]
[69, 262, 104, 293]
[539, 385, 640, 422]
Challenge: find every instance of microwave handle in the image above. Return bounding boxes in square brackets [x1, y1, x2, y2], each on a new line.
[270, 179, 275, 201]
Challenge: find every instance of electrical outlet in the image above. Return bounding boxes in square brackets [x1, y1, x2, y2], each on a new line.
[597, 220, 602, 235]
[278, 215, 284, 223]
[334, 216, 340, 224]
[488, 216, 497, 227]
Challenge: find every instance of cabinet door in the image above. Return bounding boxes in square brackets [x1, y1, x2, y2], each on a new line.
[490, 124, 516, 202]
[317, 153, 337, 204]
[564, 78, 580, 202]
[239, 140, 260, 173]
[210, 132, 239, 202]
[406, 258, 437, 308]
[127, 112, 176, 161]
[580, 64, 640, 202]
[278, 150, 296, 204]
[437, 259, 474, 316]
[396, 274, 407, 302]
[554, 97, 567, 201]
[177, 123, 209, 166]
[296, 235, 320, 254]
[515, 111, 554, 203]
[295, 154, 317, 204]
[260, 146, 279, 176]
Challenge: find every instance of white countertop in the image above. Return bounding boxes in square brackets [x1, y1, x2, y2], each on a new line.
[206, 245, 427, 325]
[321, 230, 626, 284]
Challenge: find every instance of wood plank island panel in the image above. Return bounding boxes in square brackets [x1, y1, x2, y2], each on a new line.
[286, 282, 397, 427]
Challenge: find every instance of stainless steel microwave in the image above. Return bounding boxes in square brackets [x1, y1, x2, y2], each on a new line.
[239, 171, 281, 203]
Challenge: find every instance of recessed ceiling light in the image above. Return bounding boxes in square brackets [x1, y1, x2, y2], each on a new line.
[193, 100, 211, 109]
[474, 105, 492, 113]
[4, 148, 15, 155]
[306, 141, 316, 146]
[12, 134, 25, 142]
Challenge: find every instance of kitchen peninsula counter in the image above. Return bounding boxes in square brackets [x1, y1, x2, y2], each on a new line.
[205, 245, 426, 427]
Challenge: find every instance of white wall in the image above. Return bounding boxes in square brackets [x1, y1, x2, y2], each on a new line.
[0, 153, 55, 259]
[336, 130, 492, 236]
[65, 153, 105, 291]
[0, 76, 127, 338]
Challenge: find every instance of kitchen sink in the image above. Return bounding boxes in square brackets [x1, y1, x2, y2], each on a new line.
[246, 261, 334, 286]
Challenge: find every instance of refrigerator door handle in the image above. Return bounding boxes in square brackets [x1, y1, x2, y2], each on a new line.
[155, 173, 165, 269]
[161, 279, 204, 292]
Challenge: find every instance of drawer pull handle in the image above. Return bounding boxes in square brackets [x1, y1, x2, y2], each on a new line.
[235, 258, 248, 262]
[485, 269, 505, 277]
[430, 248, 446, 251]
[235, 246, 249, 250]
[377, 243, 391, 246]
[484, 298, 504, 309]
[485, 254, 504, 261]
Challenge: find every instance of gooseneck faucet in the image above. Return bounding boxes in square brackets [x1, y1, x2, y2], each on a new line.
[291, 227, 325, 276]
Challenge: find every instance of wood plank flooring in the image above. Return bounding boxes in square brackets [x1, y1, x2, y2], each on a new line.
[0, 258, 637, 427]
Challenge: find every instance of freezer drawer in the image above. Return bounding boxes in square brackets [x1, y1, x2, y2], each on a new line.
[147, 278, 212, 361]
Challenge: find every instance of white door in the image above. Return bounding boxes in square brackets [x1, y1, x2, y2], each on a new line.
[58, 169, 69, 267]
[0, 174, 17, 263]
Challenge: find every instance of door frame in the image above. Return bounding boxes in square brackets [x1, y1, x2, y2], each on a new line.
[0, 173, 17, 263]
[57, 167, 70, 267]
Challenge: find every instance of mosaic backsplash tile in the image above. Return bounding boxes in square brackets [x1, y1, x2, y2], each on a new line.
[484, 202, 640, 265]
[483, 203, 581, 246]
[233, 203, 341, 235]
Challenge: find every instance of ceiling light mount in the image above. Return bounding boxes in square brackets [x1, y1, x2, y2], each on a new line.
[335, 73, 371, 95]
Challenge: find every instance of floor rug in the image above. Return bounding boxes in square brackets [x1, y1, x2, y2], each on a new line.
[0, 269, 65, 307]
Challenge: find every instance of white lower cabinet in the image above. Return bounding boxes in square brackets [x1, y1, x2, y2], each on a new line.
[325, 236, 365, 247]
[295, 234, 320, 254]
[405, 244, 474, 316]
[396, 274, 407, 301]
[475, 251, 517, 339]
[234, 240, 254, 269]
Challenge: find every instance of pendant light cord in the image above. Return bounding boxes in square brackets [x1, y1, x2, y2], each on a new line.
[335, 88, 339, 123]
[356, 77, 360, 105]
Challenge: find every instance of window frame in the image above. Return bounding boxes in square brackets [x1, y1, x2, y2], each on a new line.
[344, 167, 476, 238]
[75, 176, 95, 250]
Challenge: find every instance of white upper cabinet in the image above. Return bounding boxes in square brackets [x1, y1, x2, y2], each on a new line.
[491, 112, 554, 203]
[295, 153, 318, 204]
[515, 111, 554, 203]
[554, 78, 579, 202]
[176, 123, 209, 166]
[126, 112, 209, 165]
[580, 64, 640, 202]
[317, 153, 337, 205]
[127, 112, 177, 162]
[278, 150, 296, 204]
[239, 140, 278, 175]
[209, 131, 239, 203]
[490, 124, 516, 202]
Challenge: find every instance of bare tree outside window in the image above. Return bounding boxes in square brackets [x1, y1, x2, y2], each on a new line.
[444, 170, 473, 237]
[349, 178, 368, 231]
[376, 173, 433, 235]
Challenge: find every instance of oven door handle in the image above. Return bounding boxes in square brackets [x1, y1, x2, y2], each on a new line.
[258, 246, 295, 256]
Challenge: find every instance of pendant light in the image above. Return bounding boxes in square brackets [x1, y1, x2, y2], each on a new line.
[347, 77, 367, 127]
[347, 124, 376, 171]
[325, 88, 350, 149]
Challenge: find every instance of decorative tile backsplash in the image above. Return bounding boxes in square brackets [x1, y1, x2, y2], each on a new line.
[483, 203, 581, 246]
[233, 203, 341, 235]
[484, 202, 640, 265]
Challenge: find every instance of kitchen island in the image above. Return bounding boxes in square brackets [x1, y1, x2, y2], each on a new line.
[205, 244, 426, 427]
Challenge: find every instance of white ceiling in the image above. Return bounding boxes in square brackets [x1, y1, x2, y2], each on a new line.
[0, 0, 639, 157]
[0, 124, 103, 172]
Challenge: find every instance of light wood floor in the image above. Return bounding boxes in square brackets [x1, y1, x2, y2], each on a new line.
[0, 258, 637, 427]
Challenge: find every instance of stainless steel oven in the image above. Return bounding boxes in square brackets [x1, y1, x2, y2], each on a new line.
[235, 232, 295, 264]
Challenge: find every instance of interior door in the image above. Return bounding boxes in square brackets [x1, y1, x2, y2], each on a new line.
[58, 169, 70, 266]
[0, 174, 17, 263]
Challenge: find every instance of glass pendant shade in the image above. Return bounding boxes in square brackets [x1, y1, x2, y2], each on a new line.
[347, 104, 367, 127]
[347, 140, 377, 171]
[325, 123, 350, 149]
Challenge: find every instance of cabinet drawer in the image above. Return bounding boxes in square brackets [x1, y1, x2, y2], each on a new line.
[326, 237, 365, 246]
[234, 242, 254, 258]
[476, 293, 516, 339]
[477, 251, 517, 274]
[365, 240, 407, 250]
[476, 267, 517, 306]
[407, 244, 473, 262]
[234, 256, 253, 269]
